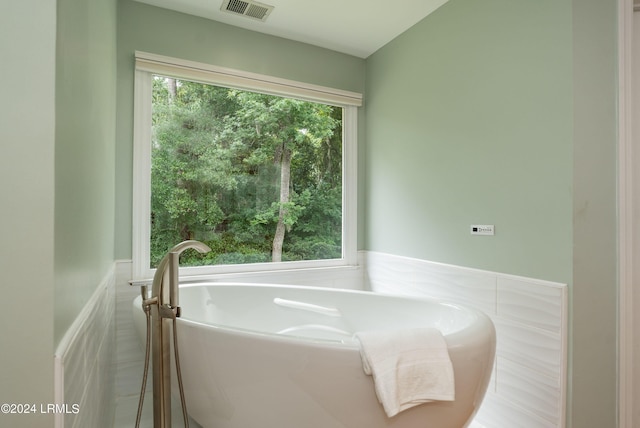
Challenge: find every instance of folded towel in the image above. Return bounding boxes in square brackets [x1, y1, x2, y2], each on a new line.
[355, 328, 455, 417]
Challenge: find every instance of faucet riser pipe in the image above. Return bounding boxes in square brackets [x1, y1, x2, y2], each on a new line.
[151, 304, 172, 427]
[169, 252, 179, 309]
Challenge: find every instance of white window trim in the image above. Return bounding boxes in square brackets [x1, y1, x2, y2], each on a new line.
[132, 52, 361, 281]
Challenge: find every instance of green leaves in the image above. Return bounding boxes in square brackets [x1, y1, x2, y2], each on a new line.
[251, 196, 308, 229]
[150, 77, 342, 267]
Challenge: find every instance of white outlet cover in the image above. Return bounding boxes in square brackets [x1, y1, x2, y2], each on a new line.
[471, 225, 495, 235]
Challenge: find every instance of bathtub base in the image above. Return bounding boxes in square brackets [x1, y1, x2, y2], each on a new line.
[133, 283, 495, 428]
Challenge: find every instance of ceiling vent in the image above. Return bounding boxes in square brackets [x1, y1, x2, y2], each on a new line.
[221, 0, 274, 22]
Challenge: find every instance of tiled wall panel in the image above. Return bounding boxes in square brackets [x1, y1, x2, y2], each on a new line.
[497, 276, 565, 334]
[366, 252, 498, 315]
[493, 318, 564, 377]
[496, 356, 561, 424]
[474, 392, 558, 428]
[54, 265, 116, 428]
[364, 251, 568, 428]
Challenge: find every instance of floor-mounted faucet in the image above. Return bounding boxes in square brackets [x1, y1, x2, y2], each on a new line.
[139, 240, 211, 428]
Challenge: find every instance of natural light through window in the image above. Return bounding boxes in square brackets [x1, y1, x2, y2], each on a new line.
[132, 52, 361, 279]
[150, 76, 343, 267]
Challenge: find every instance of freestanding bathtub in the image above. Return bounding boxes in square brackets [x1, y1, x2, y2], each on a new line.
[132, 282, 495, 428]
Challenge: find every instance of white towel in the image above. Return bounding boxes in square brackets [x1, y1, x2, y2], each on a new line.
[355, 328, 455, 417]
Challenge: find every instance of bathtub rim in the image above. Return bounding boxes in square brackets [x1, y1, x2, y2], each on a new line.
[133, 281, 495, 349]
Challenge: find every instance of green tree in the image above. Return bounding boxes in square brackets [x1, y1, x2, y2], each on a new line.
[150, 77, 342, 267]
[230, 91, 338, 261]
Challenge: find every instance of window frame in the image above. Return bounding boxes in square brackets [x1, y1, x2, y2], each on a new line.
[132, 52, 361, 280]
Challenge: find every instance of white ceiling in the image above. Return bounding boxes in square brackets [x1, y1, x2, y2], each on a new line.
[134, 0, 451, 58]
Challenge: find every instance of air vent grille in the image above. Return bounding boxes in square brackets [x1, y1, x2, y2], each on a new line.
[221, 0, 274, 22]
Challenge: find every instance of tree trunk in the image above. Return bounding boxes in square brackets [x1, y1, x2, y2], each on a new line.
[167, 78, 177, 101]
[272, 147, 292, 262]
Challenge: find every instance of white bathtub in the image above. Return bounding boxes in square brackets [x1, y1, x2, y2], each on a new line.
[133, 282, 495, 428]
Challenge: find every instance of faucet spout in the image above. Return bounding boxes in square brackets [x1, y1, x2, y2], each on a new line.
[151, 240, 211, 311]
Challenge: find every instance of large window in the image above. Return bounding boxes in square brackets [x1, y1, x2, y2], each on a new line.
[132, 52, 361, 279]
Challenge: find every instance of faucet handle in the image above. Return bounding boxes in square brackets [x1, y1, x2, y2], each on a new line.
[159, 303, 180, 319]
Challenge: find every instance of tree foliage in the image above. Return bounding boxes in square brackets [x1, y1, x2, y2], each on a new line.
[150, 77, 342, 267]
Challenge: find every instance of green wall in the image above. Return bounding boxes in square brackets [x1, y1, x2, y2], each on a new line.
[55, 0, 118, 345]
[365, 0, 618, 426]
[0, 1, 56, 426]
[365, 0, 573, 283]
[115, 0, 367, 259]
[1, 0, 117, 424]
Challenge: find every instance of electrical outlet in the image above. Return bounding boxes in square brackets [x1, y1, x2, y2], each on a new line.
[471, 225, 495, 236]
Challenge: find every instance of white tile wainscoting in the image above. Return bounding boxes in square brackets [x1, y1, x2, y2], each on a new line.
[365, 251, 568, 428]
[54, 264, 117, 428]
[111, 252, 567, 427]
